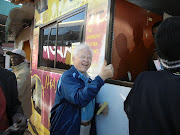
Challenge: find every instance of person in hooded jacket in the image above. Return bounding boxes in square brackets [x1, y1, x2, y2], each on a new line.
[124, 16, 180, 135]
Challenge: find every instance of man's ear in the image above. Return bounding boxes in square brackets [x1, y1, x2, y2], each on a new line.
[72, 57, 75, 63]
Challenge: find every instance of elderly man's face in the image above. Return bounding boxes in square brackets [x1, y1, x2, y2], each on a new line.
[73, 49, 92, 74]
[11, 54, 25, 66]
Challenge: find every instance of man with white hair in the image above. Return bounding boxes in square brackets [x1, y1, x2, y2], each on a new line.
[50, 43, 114, 135]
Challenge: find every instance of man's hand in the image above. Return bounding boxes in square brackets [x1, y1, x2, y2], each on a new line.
[3, 126, 19, 135]
[99, 103, 109, 116]
[12, 113, 27, 130]
[99, 60, 114, 81]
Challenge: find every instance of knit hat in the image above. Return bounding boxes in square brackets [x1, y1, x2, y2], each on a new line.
[155, 16, 180, 69]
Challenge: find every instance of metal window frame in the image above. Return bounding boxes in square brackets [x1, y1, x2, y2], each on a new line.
[38, 5, 87, 71]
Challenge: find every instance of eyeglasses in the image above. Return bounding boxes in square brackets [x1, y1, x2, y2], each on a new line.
[78, 56, 92, 61]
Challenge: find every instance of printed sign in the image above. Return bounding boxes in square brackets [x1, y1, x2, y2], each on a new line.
[32, 28, 40, 69]
[85, 1, 108, 74]
[35, 0, 88, 25]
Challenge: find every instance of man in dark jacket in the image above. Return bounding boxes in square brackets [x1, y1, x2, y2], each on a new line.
[0, 47, 27, 135]
[50, 43, 114, 135]
[124, 16, 180, 135]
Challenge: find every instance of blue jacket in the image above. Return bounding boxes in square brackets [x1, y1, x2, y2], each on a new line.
[50, 66, 104, 135]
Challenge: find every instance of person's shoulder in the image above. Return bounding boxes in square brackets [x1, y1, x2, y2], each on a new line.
[61, 68, 72, 78]
[22, 62, 30, 69]
[18, 62, 30, 73]
[62, 66, 79, 79]
[139, 70, 164, 76]
[0, 67, 14, 76]
[23, 64, 30, 73]
[0, 68, 16, 80]
[62, 68, 72, 75]
[135, 70, 166, 83]
[62, 66, 76, 75]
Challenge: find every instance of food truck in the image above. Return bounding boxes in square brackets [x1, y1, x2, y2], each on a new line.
[28, 0, 179, 134]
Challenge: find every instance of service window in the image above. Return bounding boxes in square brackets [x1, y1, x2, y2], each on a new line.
[109, 0, 162, 86]
[40, 25, 56, 68]
[38, 10, 85, 70]
[56, 24, 82, 69]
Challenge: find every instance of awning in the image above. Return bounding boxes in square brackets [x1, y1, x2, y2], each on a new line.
[6, 5, 35, 41]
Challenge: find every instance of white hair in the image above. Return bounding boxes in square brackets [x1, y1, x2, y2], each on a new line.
[73, 43, 93, 57]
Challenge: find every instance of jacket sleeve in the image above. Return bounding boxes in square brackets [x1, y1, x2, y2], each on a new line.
[60, 74, 105, 108]
[16, 70, 30, 97]
[124, 72, 144, 118]
[8, 73, 23, 119]
[124, 87, 134, 118]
